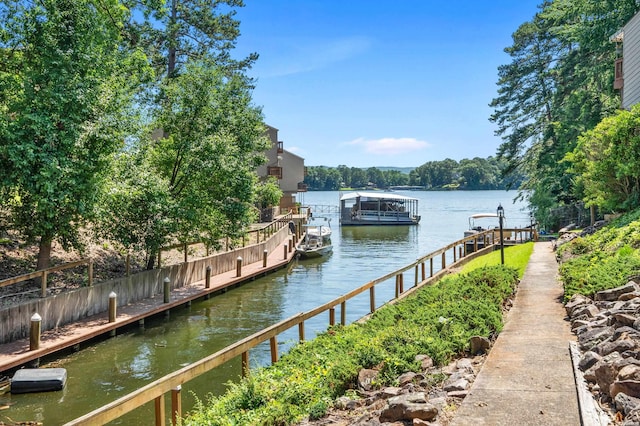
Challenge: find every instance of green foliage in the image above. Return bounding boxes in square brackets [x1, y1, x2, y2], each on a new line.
[460, 242, 534, 278]
[0, 0, 151, 267]
[566, 104, 640, 212]
[184, 266, 522, 425]
[255, 177, 284, 208]
[559, 211, 640, 301]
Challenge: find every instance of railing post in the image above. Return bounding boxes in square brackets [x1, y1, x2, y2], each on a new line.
[270, 336, 278, 363]
[341, 301, 346, 325]
[298, 321, 305, 341]
[88, 259, 93, 287]
[171, 386, 182, 426]
[369, 287, 375, 313]
[108, 292, 117, 333]
[453, 247, 457, 262]
[236, 257, 243, 277]
[30, 313, 41, 351]
[399, 274, 404, 293]
[242, 352, 249, 377]
[441, 252, 446, 270]
[395, 275, 400, 298]
[421, 262, 426, 281]
[155, 394, 165, 426]
[41, 270, 48, 298]
[205, 266, 211, 289]
[430, 258, 434, 277]
[329, 307, 335, 326]
[163, 277, 170, 303]
[414, 265, 419, 286]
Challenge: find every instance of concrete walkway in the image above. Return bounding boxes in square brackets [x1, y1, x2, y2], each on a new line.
[451, 241, 581, 425]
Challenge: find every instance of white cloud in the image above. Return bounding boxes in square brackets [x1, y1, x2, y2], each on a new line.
[261, 36, 371, 77]
[346, 137, 430, 156]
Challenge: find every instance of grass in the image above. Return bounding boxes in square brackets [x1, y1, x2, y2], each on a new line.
[184, 253, 528, 425]
[460, 242, 534, 278]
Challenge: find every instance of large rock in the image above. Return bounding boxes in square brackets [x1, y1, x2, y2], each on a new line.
[595, 282, 639, 302]
[358, 369, 379, 391]
[379, 392, 438, 423]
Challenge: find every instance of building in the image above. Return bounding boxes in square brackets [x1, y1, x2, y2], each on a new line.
[256, 125, 306, 215]
[612, 11, 640, 108]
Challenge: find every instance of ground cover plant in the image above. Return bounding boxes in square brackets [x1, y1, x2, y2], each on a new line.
[558, 211, 640, 302]
[184, 255, 526, 425]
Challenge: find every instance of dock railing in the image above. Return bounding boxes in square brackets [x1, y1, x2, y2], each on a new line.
[64, 227, 535, 426]
[0, 258, 93, 298]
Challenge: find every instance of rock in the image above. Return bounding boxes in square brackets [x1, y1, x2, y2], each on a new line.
[469, 336, 491, 355]
[615, 392, 640, 415]
[595, 282, 638, 302]
[572, 304, 600, 319]
[594, 353, 624, 396]
[415, 354, 434, 370]
[623, 408, 640, 426]
[358, 368, 379, 391]
[566, 294, 593, 316]
[595, 338, 637, 357]
[334, 396, 362, 410]
[578, 326, 615, 351]
[579, 351, 602, 371]
[611, 380, 640, 399]
[618, 365, 640, 382]
[379, 393, 438, 423]
[443, 378, 469, 392]
[398, 372, 418, 386]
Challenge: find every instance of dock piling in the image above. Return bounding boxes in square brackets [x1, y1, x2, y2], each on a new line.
[30, 313, 41, 351]
[236, 257, 243, 277]
[164, 277, 170, 303]
[263, 250, 268, 267]
[205, 266, 211, 289]
[108, 292, 117, 337]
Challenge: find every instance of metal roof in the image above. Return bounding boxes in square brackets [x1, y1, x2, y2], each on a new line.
[339, 191, 418, 202]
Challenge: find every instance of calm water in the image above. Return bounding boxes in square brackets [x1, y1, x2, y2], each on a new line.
[4, 191, 530, 425]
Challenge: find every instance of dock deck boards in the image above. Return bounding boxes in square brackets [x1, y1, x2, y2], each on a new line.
[0, 238, 294, 373]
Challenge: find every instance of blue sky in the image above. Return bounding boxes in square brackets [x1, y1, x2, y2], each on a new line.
[233, 1, 542, 168]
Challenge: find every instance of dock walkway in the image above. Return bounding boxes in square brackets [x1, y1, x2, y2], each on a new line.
[451, 241, 581, 425]
[0, 237, 294, 374]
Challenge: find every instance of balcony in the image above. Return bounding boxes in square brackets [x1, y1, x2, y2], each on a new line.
[615, 58, 624, 90]
[297, 182, 308, 192]
[267, 166, 282, 179]
[277, 141, 283, 154]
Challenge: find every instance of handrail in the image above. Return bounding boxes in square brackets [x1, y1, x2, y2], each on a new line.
[0, 258, 92, 297]
[64, 226, 535, 425]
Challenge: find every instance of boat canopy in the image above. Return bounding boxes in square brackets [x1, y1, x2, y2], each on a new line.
[339, 191, 418, 202]
[469, 213, 500, 220]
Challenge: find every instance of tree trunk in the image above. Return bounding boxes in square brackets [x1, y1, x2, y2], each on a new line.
[146, 252, 156, 270]
[34, 237, 53, 288]
[36, 237, 52, 272]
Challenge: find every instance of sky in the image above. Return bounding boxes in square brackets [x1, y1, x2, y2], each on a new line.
[232, 1, 542, 168]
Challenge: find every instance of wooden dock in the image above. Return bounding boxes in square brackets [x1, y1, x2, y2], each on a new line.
[0, 238, 295, 374]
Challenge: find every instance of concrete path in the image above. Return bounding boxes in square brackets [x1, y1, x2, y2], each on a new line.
[451, 241, 580, 425]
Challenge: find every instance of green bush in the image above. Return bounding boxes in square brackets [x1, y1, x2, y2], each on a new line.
[184, 266, 520, 425]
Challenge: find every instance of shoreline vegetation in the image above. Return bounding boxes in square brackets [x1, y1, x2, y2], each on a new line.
[183, 244, 533, 425]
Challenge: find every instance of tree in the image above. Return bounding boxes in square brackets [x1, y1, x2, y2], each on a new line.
[0, 0, 149, 271]
[566, 104, 640, 212]
[125, 59, 269, 268]
[123, 0, 257, 79]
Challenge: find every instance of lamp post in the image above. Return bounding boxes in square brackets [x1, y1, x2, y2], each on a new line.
[497, 204, 505, 265]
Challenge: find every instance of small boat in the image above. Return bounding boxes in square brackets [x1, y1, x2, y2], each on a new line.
[305, 217, 332, 240]
[464, 213, 500, 253]
[339, 191, 421, 226]
[296, 220, 333, 259]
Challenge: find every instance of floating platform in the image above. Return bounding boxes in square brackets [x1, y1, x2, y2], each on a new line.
[11, 368, 67, 394]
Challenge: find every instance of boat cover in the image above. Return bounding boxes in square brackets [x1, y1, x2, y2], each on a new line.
[11, 368, 67, 393]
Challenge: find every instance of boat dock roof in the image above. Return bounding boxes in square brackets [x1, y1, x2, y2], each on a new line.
[339, 191, 419, 202]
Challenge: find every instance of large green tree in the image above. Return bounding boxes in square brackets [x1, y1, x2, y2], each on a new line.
[101, 59, 269, 269]
[0, 0, 149, 271]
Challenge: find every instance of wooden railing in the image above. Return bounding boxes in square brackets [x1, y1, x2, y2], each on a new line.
[0, 258, 92, 298]
[64, 227, 535, 426]
[157, 212, 294, 266]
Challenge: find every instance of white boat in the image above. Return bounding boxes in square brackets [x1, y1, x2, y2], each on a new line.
[296, 220, 333, 259]
[339, 191, 421, 226]
[305, 217, 332, 240]
[464, 213, 500, 252]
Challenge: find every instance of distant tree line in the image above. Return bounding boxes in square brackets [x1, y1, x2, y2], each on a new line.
[304, 157, 524, 191]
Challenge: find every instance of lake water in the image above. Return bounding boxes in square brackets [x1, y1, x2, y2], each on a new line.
[4, 190, 530, 425]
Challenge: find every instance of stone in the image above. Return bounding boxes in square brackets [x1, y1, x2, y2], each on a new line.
[618, 364, 640, 382]
[398, 372, 418, 386]
[616, 392, 640, 415]
[611, 380, 640, 399]
[579, 351, 602, 371]
[379, 393, 438, 423]
[565, 293, 592, 316]
[358, 368, 379, 391]
[595, 338, 637, 357]
[572, 304, 600, 319]
[578, 326, 615, 351]
[594, 353, 624, 396]
[624, 407, 640, 426]
[595, 282, 638, 302]
[443, 378, 469, 392]
[469, 336, 491, 354]
[415, 354, 434, 370]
